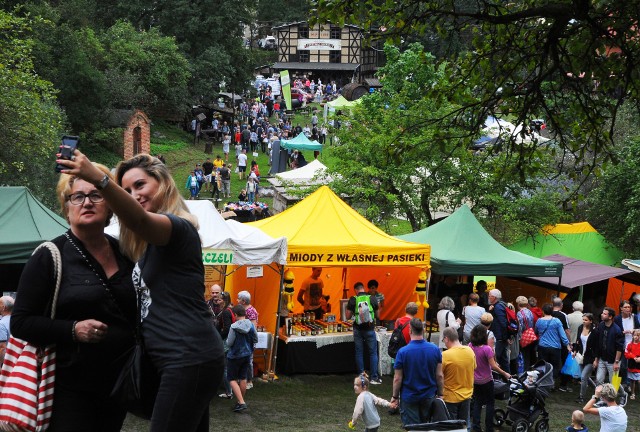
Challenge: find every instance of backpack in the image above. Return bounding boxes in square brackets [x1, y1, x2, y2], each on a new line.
[388, 321, 409, 358]
[354, 294, 374, 325]
[503, 302, 519, 335]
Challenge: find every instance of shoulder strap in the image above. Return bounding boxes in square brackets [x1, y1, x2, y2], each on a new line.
[33, 241, 62, 319]
[445, 311, 450, 327]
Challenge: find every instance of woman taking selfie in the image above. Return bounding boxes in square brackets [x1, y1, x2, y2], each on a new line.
[58, 151, 224, 432]
[12, 165, 136, 431]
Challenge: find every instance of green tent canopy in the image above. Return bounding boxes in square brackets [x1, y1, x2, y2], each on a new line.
[0, 187, 68, 264]
[280, 132, 323, 151]
[397, 205, 562, 277]
[327, 95, 360, 109]
[509, 222, 623, 267]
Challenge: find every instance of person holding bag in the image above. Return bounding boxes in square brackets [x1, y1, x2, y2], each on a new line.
[574, 313, 598, 403]
[11, 164, 137, 431]
[59, 151, 224, 432]
[516, 296, 537, 371]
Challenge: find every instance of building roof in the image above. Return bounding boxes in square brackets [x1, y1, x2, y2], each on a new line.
[272, 62, 360, 71]
[272, 21, 363, 31]
[363, 77, 382, 88]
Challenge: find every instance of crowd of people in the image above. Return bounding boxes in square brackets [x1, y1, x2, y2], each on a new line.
[381, 284, 632, 431]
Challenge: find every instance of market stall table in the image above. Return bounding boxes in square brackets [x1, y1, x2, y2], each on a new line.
[223, 201, 270, 222]
[276, 331, 394, 376]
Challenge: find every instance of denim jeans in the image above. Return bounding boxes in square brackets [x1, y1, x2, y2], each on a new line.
[596, 360, 615, 385]
[151, 358, 223, 432]
[445, 398, 471, 423]
[400, 396, 434, 426]
[472, 381, 495, 432]
[353, 326, 379, 380]
[580, 362, 595, 399]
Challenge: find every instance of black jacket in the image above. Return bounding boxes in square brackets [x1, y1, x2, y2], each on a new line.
[594, 321, 624, 363]
[573, 324, 598, 365]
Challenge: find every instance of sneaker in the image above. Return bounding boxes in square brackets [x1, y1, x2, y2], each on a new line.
[575, 397, 584, 403]
[218, 393, 232, 399]
[558, 386, 573, 393]
[370, 378, 382, 385]
[233, 403, 248, 412]
[246, 382, 253, 389]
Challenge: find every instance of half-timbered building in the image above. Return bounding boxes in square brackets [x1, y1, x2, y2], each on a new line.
[271, 22, 384, 89]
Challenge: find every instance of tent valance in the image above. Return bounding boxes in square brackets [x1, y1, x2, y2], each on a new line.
[397, 205, 562, 277]
[519, 254, 632, 292]
[280, 133, 323, 151]
[0, 187, 68, 264]
[249, 186, 430, 267]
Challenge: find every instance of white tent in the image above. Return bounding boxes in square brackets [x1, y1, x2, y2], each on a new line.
[271, 159, 329, 185]
[483, 116, 549, 144]
[105, 200, 287, 265]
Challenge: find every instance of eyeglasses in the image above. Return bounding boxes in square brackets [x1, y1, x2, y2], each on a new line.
[67, 192, 104, 206]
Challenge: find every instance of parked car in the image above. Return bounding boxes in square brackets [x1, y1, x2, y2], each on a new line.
[258, 36, 277, 50]
[290, 88, 313, 103]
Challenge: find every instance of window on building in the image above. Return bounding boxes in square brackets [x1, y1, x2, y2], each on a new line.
[298, 50, 310, 63]
[329, 51, 341, 63]
[299, 25, 309, 39]
[330, 26, 341, 39]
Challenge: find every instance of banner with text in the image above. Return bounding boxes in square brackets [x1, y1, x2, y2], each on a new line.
[202, 248, 234, 265]
[285, 249, 430, 267]
[297, 39, 342, 51]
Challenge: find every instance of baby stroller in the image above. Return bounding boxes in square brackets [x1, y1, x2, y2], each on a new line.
[494, 360, 553, 432]
[404, 398, 467, 432]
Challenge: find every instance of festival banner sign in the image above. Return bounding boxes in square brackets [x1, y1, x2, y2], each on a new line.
[202, 248, 234, 265]
[281, 70, 292, 112]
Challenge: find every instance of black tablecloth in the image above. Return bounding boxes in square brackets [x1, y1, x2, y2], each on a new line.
[276, 339, 379, 375]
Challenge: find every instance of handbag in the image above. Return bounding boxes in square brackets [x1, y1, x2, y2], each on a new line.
[574, 352, 584, 365]
[519, 311, 538, 348]
[110, 260, 159, 419]
[0, 242, 62, 432]
[63, 234, 158, 419]
[445, 312, 464, 342]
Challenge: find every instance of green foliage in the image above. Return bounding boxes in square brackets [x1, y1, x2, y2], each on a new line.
[0, 10, 65, 209]
[315, 0, 640, 174]
[587, 138, 640, 257]
[328, 43, 563, 235]
[101, 21, 190, 113]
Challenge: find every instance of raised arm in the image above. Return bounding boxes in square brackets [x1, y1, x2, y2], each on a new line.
[59, 150, 172, 246]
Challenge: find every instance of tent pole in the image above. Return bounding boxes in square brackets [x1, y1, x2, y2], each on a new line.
[268, 264, 286, 381]
[556, 275, 562, 297]
[579, 285, 584, 302]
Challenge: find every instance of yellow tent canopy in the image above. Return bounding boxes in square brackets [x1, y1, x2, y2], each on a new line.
[249, 186, 430, 267]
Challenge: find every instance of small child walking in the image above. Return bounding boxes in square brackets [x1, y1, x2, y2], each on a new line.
[624, 329, 640, 400]
[226, 304, 258, 413]
[349, 373, 392, 432]
[565, 410, 588, 432]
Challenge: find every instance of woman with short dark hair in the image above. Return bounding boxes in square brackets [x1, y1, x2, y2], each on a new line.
[469, 324, 510, 432]
[535, 303, 571, 385]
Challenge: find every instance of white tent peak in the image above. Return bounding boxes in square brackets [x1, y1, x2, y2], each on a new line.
[105, 200, 287, 265]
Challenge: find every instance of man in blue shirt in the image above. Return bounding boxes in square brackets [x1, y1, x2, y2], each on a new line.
[391, 318, 444, 426]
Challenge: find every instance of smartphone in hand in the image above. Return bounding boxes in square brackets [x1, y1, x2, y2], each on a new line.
[55, 135, 79, 173]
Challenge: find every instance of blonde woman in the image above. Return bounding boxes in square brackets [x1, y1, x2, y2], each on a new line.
[59, 152, 224, 432]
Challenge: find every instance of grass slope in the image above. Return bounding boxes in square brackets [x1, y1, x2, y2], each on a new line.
[122, 374, 640, 431]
